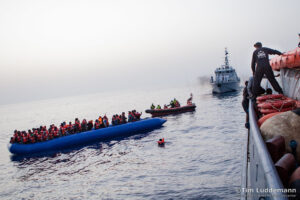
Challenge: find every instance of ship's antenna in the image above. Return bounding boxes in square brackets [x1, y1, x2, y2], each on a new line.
[224, 47, 229, 68]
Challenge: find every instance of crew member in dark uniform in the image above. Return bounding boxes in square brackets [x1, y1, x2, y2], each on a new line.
[298, 33, 300, 47]
[251, 42, 283, 97]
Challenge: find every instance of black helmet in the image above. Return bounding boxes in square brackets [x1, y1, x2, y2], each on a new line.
[254, 42, 262, 48]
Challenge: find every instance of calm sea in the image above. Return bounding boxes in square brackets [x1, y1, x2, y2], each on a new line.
[0, 85, 245, 200]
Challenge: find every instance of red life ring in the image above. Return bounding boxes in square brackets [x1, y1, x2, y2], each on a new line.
[256, 94, 284, 102]
[260, 107, 294, 114]
[257, 99, 296, 109]
[258, 112, 282, 127]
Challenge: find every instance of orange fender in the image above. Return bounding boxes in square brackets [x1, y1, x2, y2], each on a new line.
[258, 112, 282, 127]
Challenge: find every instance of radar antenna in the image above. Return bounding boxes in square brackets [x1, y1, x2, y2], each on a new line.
[224, 48, 229, 68]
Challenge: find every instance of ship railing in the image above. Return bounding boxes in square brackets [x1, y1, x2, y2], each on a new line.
[242, 100, 288, 200]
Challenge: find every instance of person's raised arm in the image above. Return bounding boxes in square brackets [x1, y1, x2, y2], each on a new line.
[265, 47, 282, 55]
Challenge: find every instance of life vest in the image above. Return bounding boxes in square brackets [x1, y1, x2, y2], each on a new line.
[75, 121, 81, 129]
[22, 136, 27, 144]
[95, 122, 100, 129]
[30, 136, 36, 143]
[98, 117, 103, 125]
[37, 134, 42, 141]
[53, 130, 58, 137]
[43, 134, 48, 141]
[157, 138, 165, 145]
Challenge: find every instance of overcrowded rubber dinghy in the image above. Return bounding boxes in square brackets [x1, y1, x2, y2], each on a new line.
[145, 104, 196, 117]
[8, 118, 166, 155]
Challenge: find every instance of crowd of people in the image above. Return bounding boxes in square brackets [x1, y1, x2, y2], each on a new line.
[10, 110, 142, 144]
[149, 95, 195, 110]
[150, 98, 181, 110]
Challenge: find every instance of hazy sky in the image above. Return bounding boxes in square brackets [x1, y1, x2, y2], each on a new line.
[0, 0, 299, 104]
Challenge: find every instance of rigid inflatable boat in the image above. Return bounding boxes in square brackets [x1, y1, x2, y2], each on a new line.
[145, 104, 196, 117]
[8, 118, 166, 155]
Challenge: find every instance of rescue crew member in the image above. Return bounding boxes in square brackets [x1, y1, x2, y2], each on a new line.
[298, 33, 300, 48]
[251, 42, 283, 98]
[187, 93, 193, 104]
[151, 103, 155, 110]
[242, 81, 250, 129]
[156, 105, 161, 109]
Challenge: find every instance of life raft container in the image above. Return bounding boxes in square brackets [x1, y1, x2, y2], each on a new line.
[258, 112, 282, 127]
[256, 94, 284, 102]
[257, 99, 296, 110]
[270, 47, 300, 71]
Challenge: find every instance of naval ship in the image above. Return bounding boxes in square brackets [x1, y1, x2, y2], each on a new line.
[210, 48, 240, 93]
[241, 46, 300, 200]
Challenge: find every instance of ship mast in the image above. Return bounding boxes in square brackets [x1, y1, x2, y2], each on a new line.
[224, 48, 229, 68]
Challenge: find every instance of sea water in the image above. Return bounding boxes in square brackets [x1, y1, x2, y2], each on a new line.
[0, 85, 245, 200]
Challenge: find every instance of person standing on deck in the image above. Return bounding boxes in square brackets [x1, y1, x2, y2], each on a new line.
[298, 33, 300, 48]
[251, 42, 283, 98]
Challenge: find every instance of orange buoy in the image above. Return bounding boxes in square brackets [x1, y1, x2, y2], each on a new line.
[258, 112, 282, 127]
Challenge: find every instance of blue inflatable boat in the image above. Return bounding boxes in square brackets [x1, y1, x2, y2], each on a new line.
[8, 118, 166, 155]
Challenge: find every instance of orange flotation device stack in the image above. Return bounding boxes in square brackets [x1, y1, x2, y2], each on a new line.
[256, 94, 297, 115]
[270, 47, 300, 71]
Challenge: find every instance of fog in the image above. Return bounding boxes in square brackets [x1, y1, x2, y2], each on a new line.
[0, 0, 299, 104]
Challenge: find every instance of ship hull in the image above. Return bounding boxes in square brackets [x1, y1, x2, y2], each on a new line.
[241, 101, 287, 200]
[211, 81, 240, 93]
[241, 68, 300, 199]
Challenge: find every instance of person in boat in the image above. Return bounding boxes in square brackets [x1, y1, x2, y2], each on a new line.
[164, 104, 168, 109]
[242, 81, 250, 129]
[98, 116, 104, 128]
[111, 115, 116, 125]
[81, 119, 87, 132]
[251, 42, 283, 98]
[298, 33, 300, 48]
[121, 112, 127, 124]
[174, 98, 180, 107]
[128, 111, 135, 122]
[132, 110, 141, 120]
[94, 119, 100, 129]
[103, 115, 109, 127]
[66, 122, 74, 134]
[169, 100, 174, 108]
[151, 103, 155, 110]
[187, 93, 193, 104]
[74, 118, 81, 133]
[60, 123, 66, 136]
[87, 120, 93, 130]
[156, 105, 161, 109]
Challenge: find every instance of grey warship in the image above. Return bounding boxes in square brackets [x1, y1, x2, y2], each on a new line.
[211, 48, 240, 93]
